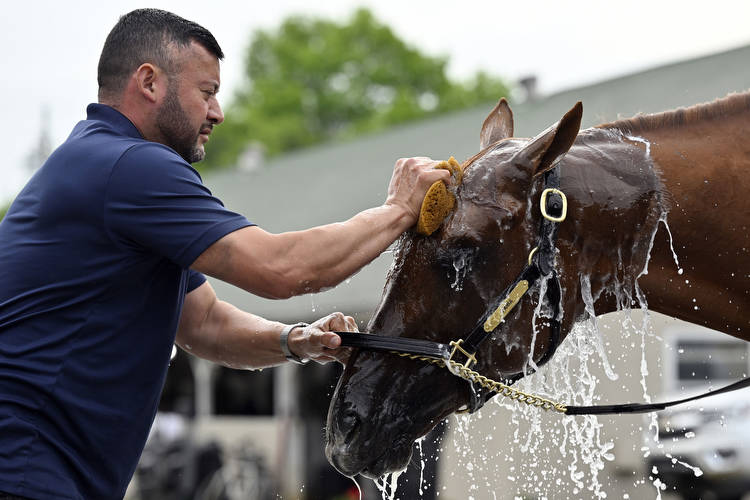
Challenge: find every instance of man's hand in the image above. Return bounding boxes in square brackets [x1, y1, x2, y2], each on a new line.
[385, 157, 452, 224]
[287, 312, 357, 365]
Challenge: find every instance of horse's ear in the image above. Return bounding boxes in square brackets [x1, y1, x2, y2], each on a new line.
[515, 101, 582, 177]
[480, 98, 514, 150]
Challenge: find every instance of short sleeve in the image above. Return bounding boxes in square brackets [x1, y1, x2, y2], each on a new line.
[104, 143, 253, 267]
[187, 270, 207, 293]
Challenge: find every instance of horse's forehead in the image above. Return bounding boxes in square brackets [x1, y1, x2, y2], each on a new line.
[463, 139, 525, 186]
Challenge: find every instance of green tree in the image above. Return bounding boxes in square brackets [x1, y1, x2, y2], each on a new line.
[203, 8, 508, 169]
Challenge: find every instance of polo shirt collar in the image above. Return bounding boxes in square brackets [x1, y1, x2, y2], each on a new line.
[86, 103, 144, 139]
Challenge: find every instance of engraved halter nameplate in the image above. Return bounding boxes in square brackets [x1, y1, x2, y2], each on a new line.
[483, 280, 530, 332]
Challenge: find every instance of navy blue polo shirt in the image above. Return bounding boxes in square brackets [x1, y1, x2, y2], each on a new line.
[0, 104, 252, 499]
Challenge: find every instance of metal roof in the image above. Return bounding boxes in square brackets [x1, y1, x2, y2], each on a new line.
[204, 43, 750, 324]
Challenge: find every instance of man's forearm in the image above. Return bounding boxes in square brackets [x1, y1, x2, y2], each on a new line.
[269, 203, 413, 295]
[178, 297, 288, 369]
[193, 203, 413, 300]
[177, 282, 352, 368]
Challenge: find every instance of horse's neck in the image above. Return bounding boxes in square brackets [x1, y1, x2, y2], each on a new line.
[604, 101, 750, 339]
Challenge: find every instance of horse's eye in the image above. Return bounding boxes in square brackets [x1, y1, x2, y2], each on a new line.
[435, 245, 478, 270]
[434, 248, 453, 268]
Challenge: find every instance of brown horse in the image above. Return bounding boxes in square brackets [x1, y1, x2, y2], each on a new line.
[325, 92, 750, 478]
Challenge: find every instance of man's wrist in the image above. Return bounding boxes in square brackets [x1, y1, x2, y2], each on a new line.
[280, 322, 309, 364]
[379, 202, 416, 233]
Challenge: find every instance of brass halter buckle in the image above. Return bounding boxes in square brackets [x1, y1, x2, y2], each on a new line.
[540, 188, 568, 222]
[448, 339, 477, 369]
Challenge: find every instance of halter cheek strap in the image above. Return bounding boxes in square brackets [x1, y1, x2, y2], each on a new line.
[452, 165, 566, 412]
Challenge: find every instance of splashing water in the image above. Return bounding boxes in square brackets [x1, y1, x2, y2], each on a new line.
[580, 274, 618, 381]
[375, 470, 403, 500]
[659, 215, 684, 276]
[450, 248, 474, 291]
[665, 453, 703, 477]
[625, 134, 652, 157]
[350, 476, 364, 500]
[438, 316, 631, 499]
[526, 274, 552, 375]
[416, 437, 426, 497]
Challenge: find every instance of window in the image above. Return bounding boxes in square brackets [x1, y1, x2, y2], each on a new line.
[676, 340, 748, 386]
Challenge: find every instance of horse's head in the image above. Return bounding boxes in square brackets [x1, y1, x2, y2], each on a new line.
[326, 100, 590, 478]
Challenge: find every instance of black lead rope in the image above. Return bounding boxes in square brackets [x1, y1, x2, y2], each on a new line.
[335, 331, 451, 360]
[564, 377, 750, 415]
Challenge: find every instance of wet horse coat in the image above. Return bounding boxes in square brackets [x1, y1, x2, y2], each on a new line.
[326, 93, 750, 478]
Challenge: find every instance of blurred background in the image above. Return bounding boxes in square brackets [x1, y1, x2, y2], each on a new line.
[3, 1, 750, 499]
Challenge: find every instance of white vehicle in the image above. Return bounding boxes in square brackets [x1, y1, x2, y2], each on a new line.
[645, 327, 750, 500]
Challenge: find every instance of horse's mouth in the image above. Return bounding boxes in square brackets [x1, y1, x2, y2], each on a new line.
[326, 434, 413, 478]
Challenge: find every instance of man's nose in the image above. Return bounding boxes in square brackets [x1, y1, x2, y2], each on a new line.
[208, 99, 224, 125]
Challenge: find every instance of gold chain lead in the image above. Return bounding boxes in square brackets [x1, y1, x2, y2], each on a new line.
[393, 352, 568, 414]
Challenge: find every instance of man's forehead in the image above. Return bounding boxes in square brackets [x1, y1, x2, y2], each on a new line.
[168, 40, 218, 62]
[171, 40, 221, 82]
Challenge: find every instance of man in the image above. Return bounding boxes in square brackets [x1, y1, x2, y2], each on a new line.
[0, 9, 449, 500]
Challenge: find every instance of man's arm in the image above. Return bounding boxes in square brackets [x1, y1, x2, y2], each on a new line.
[176, 280, 356, 368]
[191, 157, 450, 299]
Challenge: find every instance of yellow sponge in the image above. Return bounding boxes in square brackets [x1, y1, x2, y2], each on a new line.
[416, 157, 462, 236]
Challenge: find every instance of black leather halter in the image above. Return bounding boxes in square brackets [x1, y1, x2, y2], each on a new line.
[338, 165, 566, 413]
[337, 164, 750, 415]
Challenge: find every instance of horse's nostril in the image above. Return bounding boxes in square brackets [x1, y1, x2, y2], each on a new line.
[340, 410, 361, 441]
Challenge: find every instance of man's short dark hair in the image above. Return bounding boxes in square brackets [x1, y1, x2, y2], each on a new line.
[97, 8, 224, 101]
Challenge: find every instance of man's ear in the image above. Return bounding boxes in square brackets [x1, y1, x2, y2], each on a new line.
[134, 63, 162, 103]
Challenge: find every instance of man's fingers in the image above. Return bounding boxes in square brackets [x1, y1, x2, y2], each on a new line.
[343, 315, 358, 332]
[301, 312, 356, 365]
[320, 312, 346, 329]
[324, 332, 341, 348]
[425, 167, 451, 183]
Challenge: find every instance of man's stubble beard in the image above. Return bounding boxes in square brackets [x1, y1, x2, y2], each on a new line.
[156, 83, 204, 163]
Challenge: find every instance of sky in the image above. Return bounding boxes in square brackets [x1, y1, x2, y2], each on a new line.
[3, 0, 750, 201]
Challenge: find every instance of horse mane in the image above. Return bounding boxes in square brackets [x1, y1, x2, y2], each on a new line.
[598, 90, 750, 134]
